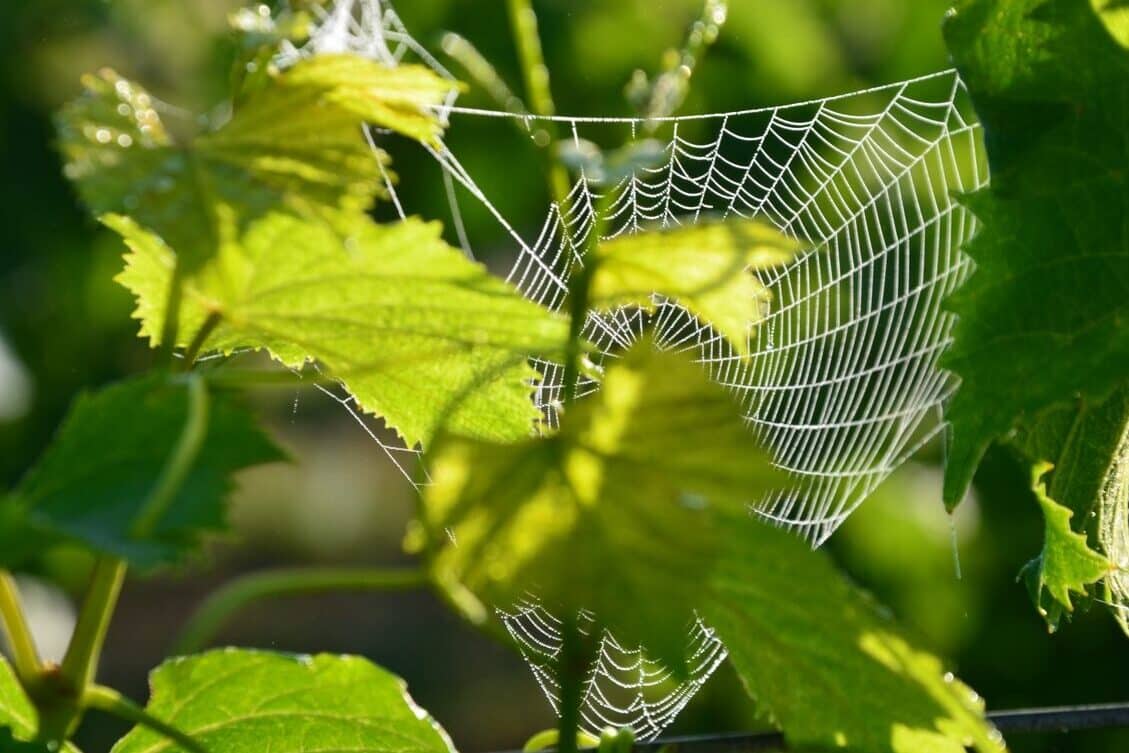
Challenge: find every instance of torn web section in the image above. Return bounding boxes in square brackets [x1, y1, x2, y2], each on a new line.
[273, 0, 477, 250]
[275, 0, 456, 90]
[500, 600, 727, 741]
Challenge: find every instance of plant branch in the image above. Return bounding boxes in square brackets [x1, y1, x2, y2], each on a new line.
[441, 32, 528, 117]
[505, 0, 570, 207]
[180, 312, 222, 371]
[83, 684, 209, 753]
[132, 373, 210, 538]
[555, 613, 598, 753]
[59, 557, 126, 693]
[556, 618, 582, 753]
[158, 261, 184, 367]
[629, 0, 728, 126]
[173, 566, 427, 655]
[0, 572, 41, 680]
[560, 191, 615, 406]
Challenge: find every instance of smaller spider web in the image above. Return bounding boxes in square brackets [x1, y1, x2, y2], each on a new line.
[502, 599, 728, 741]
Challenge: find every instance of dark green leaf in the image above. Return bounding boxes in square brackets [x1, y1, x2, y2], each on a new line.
[940, 0, 1129, 507]
[111, 650, 456, 753]
[111, 212, 569, 447]
[2, 374, 282, 568]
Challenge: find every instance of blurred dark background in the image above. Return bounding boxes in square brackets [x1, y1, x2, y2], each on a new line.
[0, 1, 1125, 752]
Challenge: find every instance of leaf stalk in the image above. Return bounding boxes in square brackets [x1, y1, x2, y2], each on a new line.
[0, 572, 41, 681]
[83, 684, 209, 753]
[505, 0, 570, 208]
[173, 566, 428, 655]
[59, 558, 126, 694]
[132, 373, 210, 538]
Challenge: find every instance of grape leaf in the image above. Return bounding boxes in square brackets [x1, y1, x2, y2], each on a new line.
[279, 54, 459, 147]
[1012, 386, 1129, 628]
[1097, 411, 1129, 637]
[111, 212, 569, 447]
[1022, 462, 1113, 627]
[1, 374, 283, 568]
[589, 219, 800, 356]
[1015, 386, 1129, 527]
[702, 513, 1005, 753]
[56, 54, 454, 272]
[422, 335, 1001, 749]
[420, 340, 783, 673]
[940, 0, 1129, 507]
[0, 659, 37, 746]
[111, 650, 455, 753]
[0, 658, 80, 752]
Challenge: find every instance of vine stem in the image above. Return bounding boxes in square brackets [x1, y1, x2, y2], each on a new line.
[504, 6, 617, 747]
[59, 558, 126, 694]
[0, 572, 41, 680]
[54, 366, 210, 730]
[505, 0, 570, 208]
[180, 312, 222, 371]
[555, 614, 586, 753]
[172, 566, 427, 655]
[157, 261, 184, 366]
[132, 373, 210, 537]
[83, 684, 209, 753]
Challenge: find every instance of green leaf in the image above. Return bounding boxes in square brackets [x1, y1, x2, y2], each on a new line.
[0, 657, 80, 752]
[279, 54, 460, 147]
[56, 54, 453, 273]
[940, 0, 1129, 506]
[419, 339, 999, 751]
[111, 212, 569, 447]
[1095, 0, 1129, 47]
[590, 219, 800, 356]
[1097, 412, 1129, 637]
[0, 659, 36, 745]
[111, 650, 455, 753]
[1012, 386, 1129, 628]
[1024, 462, 1113, 625]
[1015, 386, 1129, 526]
[2, 374, 282, 568]
[420, 340, 783, 673]
[702, 514, 1005, 753]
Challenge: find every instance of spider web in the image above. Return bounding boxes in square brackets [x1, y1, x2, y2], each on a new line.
[279, 0, 988, 740]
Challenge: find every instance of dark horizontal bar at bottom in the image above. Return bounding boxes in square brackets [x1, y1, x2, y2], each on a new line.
[496, 702, 1129, 753]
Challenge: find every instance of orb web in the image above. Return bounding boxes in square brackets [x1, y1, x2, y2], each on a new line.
[280, 0, 988, 741]
[500, 599, 727, 741]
